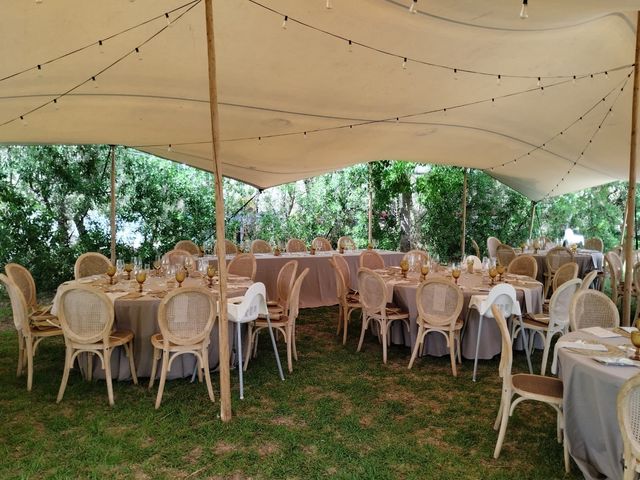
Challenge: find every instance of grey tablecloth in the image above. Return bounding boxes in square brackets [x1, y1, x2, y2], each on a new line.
[386, 271, 543, 359]
[205, 250, 404, 308]
[557, 330, 632, 480]
[529, 249, 604, 282]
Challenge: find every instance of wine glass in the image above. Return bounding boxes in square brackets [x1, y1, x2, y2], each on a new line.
[116, 259, 124, 276]
[631, 331, 640, 360]
[153, 259, 161, 276]
[452, 263, 461, 285]
[124, 262, 133, 280]
[489, 267, 498, 285]
[175, 269, 186, 288]
[400, 260, 409, 278]
[207, 266, 216, 287]
[466, 257, 475, 274]
[106, 264, 117, 285]
[135, 270, 147, 293]
[496, 264, 505, 281]
[420, 264, 429, 281]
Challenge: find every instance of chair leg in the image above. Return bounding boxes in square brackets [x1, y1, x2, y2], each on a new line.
[236, 322, 245, 400]
[148, 347, 159, 389]
[493, 391, 511, 458]
[448, 332, 457, 377]
[540, 330, 553, 376]
[104, 349, 114, 406]
[408, 326, 424, 369]
[286, 325, 293, 373]
[472, 316, 484, 382]
[155, 351, 169, 409]
[265, 317, 285, 381]
[125, 341, 138, 385]
[543, 276, 551, 299]
[87, 352, 94, 382]
[382, 322, 388, 364]
[26, 337, 34, 392]
[342, 307, 349, 345]
[202, 347, 215, 404]
[336, 305, 343, 335]
[243, 323, 253, 372]
[357, 316, 369, 352]
[57, 346, 73, 403]
[292, 325, 298, 361]
[16, 333, 24, 377]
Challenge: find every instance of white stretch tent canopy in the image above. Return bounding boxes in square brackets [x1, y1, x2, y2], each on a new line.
[1, 0, 640, 200]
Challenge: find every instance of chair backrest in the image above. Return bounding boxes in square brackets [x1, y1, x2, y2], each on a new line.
[5, 263, 37, 310]
[487, 237, 501, 259]
[491, 304, 513, 381]
[548, 278, 582, 329]
[507, 254, 537, 278]
[496, 244, 517, 267]
[175, 240, 201, 256]
[214, 239, 238, 255]
[605, 251, 623, 303]
[287, 268, 310, 322]
[569, 289, 620, 331]
[275, 260, 298, 312]
[0, 273, 29, 334]
[545, 246, 574, 273]
[471, 239, 481, 258]
[481, 283, 518, 319]
[311, 237, 332, 251]
[228, 282, 269, 322]
[403, 250, 428, 272]
[157, 287, 216, 346]
[332, 254, 352, 288]
[357, 268, 387, 317]
[250, 239, 273, 254]
[74, 252, 111, 280]
[286, 238, 307, 253]
[617, 374, 640, 470]
[465, 255, 482, 269]
[552, 262, 579, 291]
[359, 250, 384, 270]
[580, 270, 599, 291]
[162, 249, 195, 268]
[337, 236, 356, 250]
[228, 253, 257, 280]
[584, 237, 604, 252]
[57, 285, 114, 344]
[415, 277, 463, 328]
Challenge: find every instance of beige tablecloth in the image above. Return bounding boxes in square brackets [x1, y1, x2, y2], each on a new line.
[383, 270, 543, 359]
[527, 249, 603, 282]
[205, 250, 404, 308]
[557, 330, 633, 480]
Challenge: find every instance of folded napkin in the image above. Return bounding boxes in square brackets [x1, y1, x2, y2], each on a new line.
[551, 340, 608, 374]
[582, 327, 620, 338]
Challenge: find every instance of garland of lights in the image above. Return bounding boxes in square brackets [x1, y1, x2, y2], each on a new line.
[248, 0, 632, 82]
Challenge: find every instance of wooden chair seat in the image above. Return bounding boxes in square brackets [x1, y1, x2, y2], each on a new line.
[385, 309, 410, 320]
[29, 325, 63, 337]
[150, 332, 204, 352]
[512, 373, 563, 400]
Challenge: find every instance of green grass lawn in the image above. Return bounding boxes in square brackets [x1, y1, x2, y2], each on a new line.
[0, 305, 579, 479]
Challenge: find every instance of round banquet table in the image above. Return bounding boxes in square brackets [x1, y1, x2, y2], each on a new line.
[382, 269, 543, 359]
[52, 274, 252, 381]
[204, 249, 405, 308]
[557, 330, 633, 480]
[524, 249, 603, 282]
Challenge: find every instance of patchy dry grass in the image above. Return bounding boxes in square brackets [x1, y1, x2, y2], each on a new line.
[0, 300, 578, 479]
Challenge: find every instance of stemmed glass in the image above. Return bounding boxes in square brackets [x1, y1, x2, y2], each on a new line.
[631, 331, 640, 360]
[116, 259, 124, 277]
[206, 266, 216, 288]
[451, 263, 461, 285]
[496, 264, 505, 282]
[106, 264, 117, 285]
[153, 259, 161, 276]
[489, 266, 498, 285]
[175, 269, 186, 288]
[400, 259, 409, 278]
[136, 270, 147, 293]
[420, 264, 429, 281]
[124, 262, 133, 280]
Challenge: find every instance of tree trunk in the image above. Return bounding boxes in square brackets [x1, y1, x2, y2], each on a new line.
[399, 191, 412, 251]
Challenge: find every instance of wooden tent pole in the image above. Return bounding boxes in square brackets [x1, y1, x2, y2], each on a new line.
[528, 202, 537, 240]
[204, 0, 231, 421]
[461, 168, 468, 257]
[109, 145, 116, 264]
[368, 163, 373, 245]
[623, 11, 640, 327]
[621, 200, 629, 245]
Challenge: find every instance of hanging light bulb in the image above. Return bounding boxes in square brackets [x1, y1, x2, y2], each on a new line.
[519, 0, 528, 19]
[135, 47, 142, 61]
[282, 15, 288, 29]
[496, 74, 501, 86]
[409, 0, 418, 14]
[98, 40, 105, 54]
[402, 57, 407, 69]
[326, 0, 332, 9]
[35, 0, 43, 4]
[604, 71, 609, 79]
[37, 64, 42, 78]
[53, 98, 59, 111]
[536, 77, 541, 87]
[165, 12, 172, 27]
[20, 116, 27, 126]
[304, 131, 307, 138]
[572, 75, 576, 84]
[348, 40, 352, 52]
[167, 144, 173, 152]
[453, 68, 458, 80]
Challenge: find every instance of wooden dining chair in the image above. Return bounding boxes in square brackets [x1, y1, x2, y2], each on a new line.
[496, 244, 517, 268]
[408, 277, 464, 376]
[250, 239, 273, 254]
[286, 238, 307, 253]
[579, 269, 599, 291]
[617, 374, 640, 480]
[311, 237, 332, 251]
[357, 268, 410, 364]
[507, 255, 537, 279]
[402, 250, 429, 272]
[569, 289, 620, 331]
[605, 251, 624, 306]
[584, 237, 604, 252]
[544, 247, 574, 298]
[0, 273, 62, 391]
[228, 253, 257, 280]
[471, 239, 481, 258]
[359, 250, 384, 270]
[162, 249, 194, 268]
[57, 285, 138, 406]
[330, 256, 361, 345]
[149, 287, 216, 408]
[74, 252, 111, 280]
[491, 305, 569, 473]
[5, 262, 58, 329]
[337, 236, 356, 250]
[214, 239, 238, 255]
[174, 240, 201, 256]
[266, 260, 298, 321]
[487, 236, 501, 259]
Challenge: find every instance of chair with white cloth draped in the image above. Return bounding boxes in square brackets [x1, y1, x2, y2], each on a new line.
[544, 247, 574, 299]
[491, 305, 569, 473]
[569, 289, 620, 331]
[496, 244, 517, 268]
[74, 252, 111, 280]
[149, 286, 215, 409]
[57, 285, 137, 406]
[286, 238, 307, 253]
[512, 278, 582, 376]
[467, 283, 532, 381]
[250, 239, 272, 254]
[357, 268, 410, 364]
[408, 278, 464, 376]
[617, 374, 640, 480]
[228, 253, 257, 281]
[227, 282, 284, 399]
[0, 273, 62, 391]
[402, 250, 429, 272]
[487, 237, 501, 260]
[507, 255, 537, 279]
[359, 250, 385, 270]
[174, 240, 201, 256]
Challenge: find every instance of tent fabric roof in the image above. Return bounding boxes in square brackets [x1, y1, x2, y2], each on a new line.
[1, 0, 640, 200]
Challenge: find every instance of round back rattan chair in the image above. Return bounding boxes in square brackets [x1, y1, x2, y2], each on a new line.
[311, 237, 332, 251]
[552, 262, 579, 293]
[580, 269, 599, 291]
[605, 251, 623, 305]
[487, 236, 501, 259]
[175, 240, 201, 256]
[569, 289, 620, 331]
[471, 239, 481, 258]
[5, 263, 37, 311]
[617, 374, 640, 480]
[214, 239, 238, 255]
[402, 249, 429, 272]
[286, 238, 307, 253]
[330, 255, 361, 344]
[162, 249, 195, 268]
[496, 244, 517, 268]
[74, 252, 111, 280]
[507, 255, 538, 279]
[584, 237, 604, 252]
[250, 239, 273, 254]
[337, 236, 356, 250]
[228, 253, 257, 280]
[359, 250, 384, 270]
[269, 260, 298, 317]
[543, 247, 574, 298]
